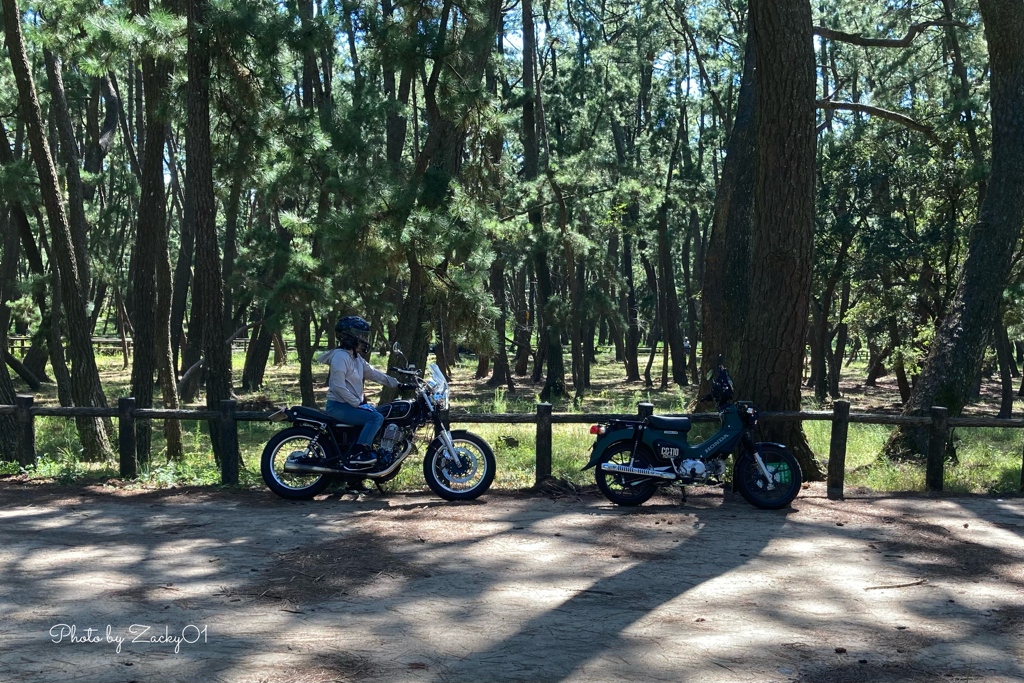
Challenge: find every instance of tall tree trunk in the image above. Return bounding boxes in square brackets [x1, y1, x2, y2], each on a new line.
[188, 0, 231, 460]
[293, 309, 315, 407]
[130, 4, 173, 467]
[886, 0, 1024, 456]
[168, 134, 193, 373]
[699, 25, 757, 404]
[42, 50, 91, 294]
[486, 257, 515, 391]
[622, 228, 641, 381]
[512, 267, 532, 376]
[736, 0, 823, 480]
[996, 319, 1015, 418]
[3, 0, 113, 461]
[0, 208, 21, 460]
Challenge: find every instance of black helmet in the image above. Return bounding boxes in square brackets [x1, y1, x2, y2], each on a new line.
[336, 316, 371, 352]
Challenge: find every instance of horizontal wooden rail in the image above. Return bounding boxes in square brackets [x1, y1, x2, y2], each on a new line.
[3, 395, 1022, 494]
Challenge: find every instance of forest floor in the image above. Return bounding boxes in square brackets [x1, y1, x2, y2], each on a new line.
[5, 346, 1024, 493]
[0, 482, 1021, 683]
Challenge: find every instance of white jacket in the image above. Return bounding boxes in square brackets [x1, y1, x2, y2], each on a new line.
[318, 348, 398, 407]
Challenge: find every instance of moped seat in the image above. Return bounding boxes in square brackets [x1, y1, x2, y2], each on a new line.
[645, 415, 691, 432]
[290, 406, 354, 427]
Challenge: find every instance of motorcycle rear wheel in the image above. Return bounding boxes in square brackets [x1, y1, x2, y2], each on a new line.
[735, 445, 802, 509]
[594, 442, 659, 506]
[261, 426, 333, 500]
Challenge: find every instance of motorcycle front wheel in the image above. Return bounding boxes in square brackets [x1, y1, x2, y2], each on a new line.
[594, 441, 659, 506]
[735, 444, 802, 509]
[423, 430, 496, 501]
[261, 426, 333, 500]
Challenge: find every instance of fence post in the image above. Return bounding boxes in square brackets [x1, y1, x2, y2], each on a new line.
[637, 402, 654, 420]
[827, 400, 850, 500]
[118, 397, 137, 479]
[535, 403, 552, 484]
[926, 406, 948, 492]
[220, 399, 240, 485]
[14, 394, 35, 467]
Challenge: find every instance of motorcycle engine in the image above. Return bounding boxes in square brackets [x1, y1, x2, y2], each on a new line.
[380, 424, 402, 454]
[677, 459, 706, 479]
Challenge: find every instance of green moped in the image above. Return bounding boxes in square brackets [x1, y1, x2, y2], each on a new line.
[583, 357, 802, 508]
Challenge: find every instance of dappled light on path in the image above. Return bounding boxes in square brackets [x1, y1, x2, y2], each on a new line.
[0, 484, 1021, 682]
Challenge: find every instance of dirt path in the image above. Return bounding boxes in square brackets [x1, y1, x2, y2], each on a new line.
[0, 482, 1021, 683]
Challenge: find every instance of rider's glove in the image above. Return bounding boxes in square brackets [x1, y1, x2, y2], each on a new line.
[398, 383, 417, 391]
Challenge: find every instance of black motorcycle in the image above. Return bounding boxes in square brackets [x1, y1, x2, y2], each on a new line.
[260, 343, 496, 501]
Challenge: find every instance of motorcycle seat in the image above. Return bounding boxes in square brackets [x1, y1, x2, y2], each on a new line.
[645, 415, 691, 432]
[291, 406, 354, 428]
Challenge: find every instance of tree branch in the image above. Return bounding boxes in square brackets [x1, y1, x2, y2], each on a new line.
[176, 320, 263, 399]
[813, 20, 967, 49]
[816, 100, 938, 141]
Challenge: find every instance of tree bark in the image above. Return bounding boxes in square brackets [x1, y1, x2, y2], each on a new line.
[130, 4, 174, 467]
[3, 0, 112, 461]
[42, 49, 91, 294]
[736, 0, 823, 480]
[188, 0, 231, 459]
[886, 0, 1024, 456]
[0, 208, 21, 456]
[699, 24, 757, 404]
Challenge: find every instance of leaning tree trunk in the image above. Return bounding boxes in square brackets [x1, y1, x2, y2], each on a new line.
[885, 0, 1024, 456]
[3, 0, 113, 461]
[699, 26, 757, 406]
[735, 0, 824, 481]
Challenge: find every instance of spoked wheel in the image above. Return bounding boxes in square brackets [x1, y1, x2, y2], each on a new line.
[594, 442, 659, 506]
[735, 445, 802, 510]
[261, 427, 333, 500]
[423, 430, 496, 501]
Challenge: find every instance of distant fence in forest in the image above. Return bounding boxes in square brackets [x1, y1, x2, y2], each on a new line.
[3, 397, 1023, 496]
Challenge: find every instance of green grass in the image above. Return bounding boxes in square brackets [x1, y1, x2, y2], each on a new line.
[804, 421, 1022, 494]
[5, 347, 1022, 495]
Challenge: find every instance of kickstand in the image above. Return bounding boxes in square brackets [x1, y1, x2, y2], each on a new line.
[374, 481, 386, 496]
[679, 486, 687, 506]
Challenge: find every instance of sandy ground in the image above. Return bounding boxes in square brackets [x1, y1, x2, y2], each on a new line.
[0, 482, 1022, 683]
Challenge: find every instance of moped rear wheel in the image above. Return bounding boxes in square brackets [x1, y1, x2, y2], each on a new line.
[594, 442, 659, 506]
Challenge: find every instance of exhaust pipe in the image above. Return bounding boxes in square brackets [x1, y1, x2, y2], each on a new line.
[600, 462, 676, 480]
[283, 442, 414, 477]
[283, 462, 345, 475]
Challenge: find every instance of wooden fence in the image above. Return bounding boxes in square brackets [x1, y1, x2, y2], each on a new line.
[4, 396, 1023, 496]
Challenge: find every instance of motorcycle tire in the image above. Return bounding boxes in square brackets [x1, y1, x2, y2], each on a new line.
[735, 444, 802, 510]
[594, 441, 659, 506]
[261, 426, 333, 500]
[423, 430, 496, 501]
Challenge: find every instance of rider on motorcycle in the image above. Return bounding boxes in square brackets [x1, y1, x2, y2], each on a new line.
[318, 316, 398, 467]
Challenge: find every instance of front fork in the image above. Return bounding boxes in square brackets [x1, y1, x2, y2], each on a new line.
[436, 428, 460, 462]
[740, 433, 776, 490]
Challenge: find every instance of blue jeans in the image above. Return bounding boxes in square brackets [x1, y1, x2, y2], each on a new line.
[325, 400, 384, 446]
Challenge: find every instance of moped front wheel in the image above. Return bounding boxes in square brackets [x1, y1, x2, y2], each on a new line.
[594, 442, 659, 506]
[735, 445, 802, 509]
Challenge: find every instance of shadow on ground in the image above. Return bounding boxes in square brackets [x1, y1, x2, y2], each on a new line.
[0, 483, 1021, 683]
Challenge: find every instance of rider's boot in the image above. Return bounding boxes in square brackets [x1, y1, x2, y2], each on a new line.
[346, 444, 377, 468]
